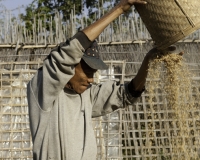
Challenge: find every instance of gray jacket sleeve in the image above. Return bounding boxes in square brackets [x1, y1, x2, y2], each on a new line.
[90, 81, 138, 118]
[27, 32, 92, 111]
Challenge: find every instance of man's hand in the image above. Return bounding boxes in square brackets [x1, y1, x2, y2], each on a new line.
[119, 0, 147, 13]
[144, 46, 184, 62]
[131, 46, 183, 92]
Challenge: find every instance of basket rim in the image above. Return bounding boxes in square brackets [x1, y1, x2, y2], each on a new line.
[156, 21, 200, 50]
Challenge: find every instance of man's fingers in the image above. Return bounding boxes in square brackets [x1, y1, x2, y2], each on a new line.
[121, 0, 147, 12]
[167, 45, 176, 52]
[134, 0, 147, 4]
[178, 52, 184, 56]
[158, 45, 176, 54]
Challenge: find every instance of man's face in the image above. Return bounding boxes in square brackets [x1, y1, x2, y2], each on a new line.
[66, 59, 97, 94]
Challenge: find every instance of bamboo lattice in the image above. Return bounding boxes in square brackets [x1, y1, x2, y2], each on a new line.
[0, 43, 200, 159]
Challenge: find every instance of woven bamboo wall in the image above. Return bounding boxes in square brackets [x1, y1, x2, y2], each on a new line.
[0, 42, 200, 159]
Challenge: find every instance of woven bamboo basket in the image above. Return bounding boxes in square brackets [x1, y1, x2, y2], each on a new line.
[135, 0, 200, 49]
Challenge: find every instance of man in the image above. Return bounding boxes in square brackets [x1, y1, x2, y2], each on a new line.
[27, 0, 171, 159]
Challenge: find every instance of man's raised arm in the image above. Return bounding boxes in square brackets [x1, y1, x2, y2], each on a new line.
[82, 0, 147, 41]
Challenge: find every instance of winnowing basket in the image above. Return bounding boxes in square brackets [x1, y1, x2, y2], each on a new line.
[135, 0, 200, 49]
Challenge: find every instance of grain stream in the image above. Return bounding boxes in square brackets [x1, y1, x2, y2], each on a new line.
[145, 53, 200, 160]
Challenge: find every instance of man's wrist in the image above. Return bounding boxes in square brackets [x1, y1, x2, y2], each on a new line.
[128, 79, 145, 98]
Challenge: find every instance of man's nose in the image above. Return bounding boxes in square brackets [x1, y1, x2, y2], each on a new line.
[87, 77, 94, 83]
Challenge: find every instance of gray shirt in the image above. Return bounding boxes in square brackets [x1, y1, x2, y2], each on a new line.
[27, 33, 137, 160]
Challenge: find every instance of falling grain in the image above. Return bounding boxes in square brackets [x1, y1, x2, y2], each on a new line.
[146, 53, 200, 160]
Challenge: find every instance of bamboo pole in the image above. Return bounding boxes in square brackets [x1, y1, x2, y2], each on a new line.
[0, 44, 58, 49]
[0, 39, 200, 48]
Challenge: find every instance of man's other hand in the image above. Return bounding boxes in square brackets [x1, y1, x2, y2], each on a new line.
[144, 46, 184, 62]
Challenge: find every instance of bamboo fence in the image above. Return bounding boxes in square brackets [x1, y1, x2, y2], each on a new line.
[0, 3, 200, 160]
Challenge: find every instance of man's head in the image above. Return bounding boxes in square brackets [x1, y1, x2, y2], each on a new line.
[66, 59, 97, 94]
[66, 41, 108, 94]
